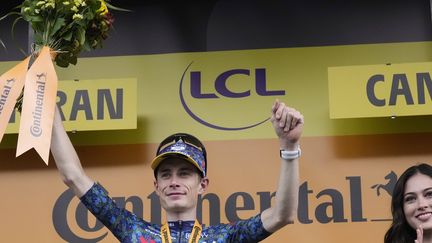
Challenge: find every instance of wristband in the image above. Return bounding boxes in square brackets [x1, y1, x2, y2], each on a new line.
[280, 147, 301, 160]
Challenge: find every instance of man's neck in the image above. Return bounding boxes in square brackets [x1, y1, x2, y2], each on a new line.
[166, 209, 196, 222]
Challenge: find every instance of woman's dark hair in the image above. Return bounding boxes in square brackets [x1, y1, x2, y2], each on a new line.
[384, 163, 432, 243]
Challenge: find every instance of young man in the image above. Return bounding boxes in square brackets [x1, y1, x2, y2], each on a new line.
[51, 100, 303, 242]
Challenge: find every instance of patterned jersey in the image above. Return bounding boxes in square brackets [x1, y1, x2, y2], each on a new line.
[81, 183, 272, 243]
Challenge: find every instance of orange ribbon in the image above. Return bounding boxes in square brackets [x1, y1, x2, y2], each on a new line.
[160, 220, 202, 243]
[13, 46, 58, 164]
[0, 56, 31, 142]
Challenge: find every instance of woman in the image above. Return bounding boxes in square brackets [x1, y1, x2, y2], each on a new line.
[385, 163, 432, 243]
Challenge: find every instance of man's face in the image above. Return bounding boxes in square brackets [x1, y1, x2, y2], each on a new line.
[403, 173, 432, 231]
[154, 158, 208, 214]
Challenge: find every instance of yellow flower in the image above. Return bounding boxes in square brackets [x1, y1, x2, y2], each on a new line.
[98, 0, 108, 15]
[36, 1, 46, 6]
[62, 1, 70, 5]
[73, 0, 83, 7]
[71, 6, 78, 12]
[44, 2, 55, 9]
[72, 13, 83, 20]
[23, 7, 31, 12]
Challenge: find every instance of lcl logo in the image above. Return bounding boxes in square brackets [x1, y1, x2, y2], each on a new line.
[180, 62, 286, 130]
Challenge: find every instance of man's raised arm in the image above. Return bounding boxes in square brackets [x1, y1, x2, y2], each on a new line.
[261, 100, 303, 232]
[50, 107, 94, 197]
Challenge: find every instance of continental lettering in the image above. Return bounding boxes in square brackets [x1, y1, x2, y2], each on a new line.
[0, 78, 14, 115]
[367, 72, 432, 106]
[53, 177, 372, 242]
[315, 188, 348, 223]
[148, 191, 162, 224]
[298, 182, 313, 224]
[196, 193, 220, 225]
[299, 177, 365, 224]
[225, 192, 255, 222]
[30, 74, 46, 137]
[347, 176, 367, 222]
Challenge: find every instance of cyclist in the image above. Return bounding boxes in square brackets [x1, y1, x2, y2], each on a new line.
[51, 100, 303, 242]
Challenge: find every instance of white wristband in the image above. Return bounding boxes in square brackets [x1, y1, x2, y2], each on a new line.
[280, 147, 301, 160]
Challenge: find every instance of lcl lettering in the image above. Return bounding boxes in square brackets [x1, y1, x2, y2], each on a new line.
[190, 68, 285, 98]
[366, 72, 432, 106]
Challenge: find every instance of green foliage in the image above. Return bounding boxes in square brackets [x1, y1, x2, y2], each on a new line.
[3, 0, 117, 67]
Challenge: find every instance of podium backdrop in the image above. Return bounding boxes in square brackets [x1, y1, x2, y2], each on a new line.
[1, 42, 432, 242]
[2, 1, 432, 242]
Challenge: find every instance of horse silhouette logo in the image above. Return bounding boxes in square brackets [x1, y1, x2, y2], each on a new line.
[371, 171, 398, 196]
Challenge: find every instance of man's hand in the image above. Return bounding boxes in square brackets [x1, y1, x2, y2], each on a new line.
[261, 99, 303, 232]
[270, 99, 304, 150]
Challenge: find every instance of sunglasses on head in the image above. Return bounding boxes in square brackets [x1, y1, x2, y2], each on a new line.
[156, 133, 207, 163]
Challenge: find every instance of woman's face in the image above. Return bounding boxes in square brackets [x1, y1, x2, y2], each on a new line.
[403, 173, 432, 231]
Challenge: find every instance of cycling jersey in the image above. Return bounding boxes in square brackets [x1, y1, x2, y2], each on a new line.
[81, 183, 272, 243]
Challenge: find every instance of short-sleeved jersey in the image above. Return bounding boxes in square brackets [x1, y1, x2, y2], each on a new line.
[80, 183, 271, 243]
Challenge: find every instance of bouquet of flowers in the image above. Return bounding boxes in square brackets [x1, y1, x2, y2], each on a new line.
[0, 0, 126, 164]
[5, 0, 120, 67]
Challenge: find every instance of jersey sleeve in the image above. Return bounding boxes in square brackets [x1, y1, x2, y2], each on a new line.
[229, 214, 272, 242]
[79, 183, 151, 242]
[205, 214, 272, 242]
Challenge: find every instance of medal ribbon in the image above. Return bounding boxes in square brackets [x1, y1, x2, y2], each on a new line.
[160, 220, 202, 243]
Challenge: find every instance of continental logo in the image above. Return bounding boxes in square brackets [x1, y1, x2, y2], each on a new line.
[30, 73, 47, 138]
[52, 171, 397, 242]
[179, 62, 285, 130]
